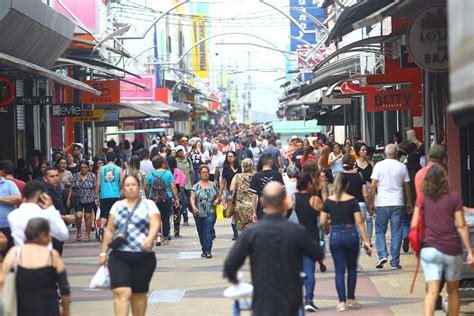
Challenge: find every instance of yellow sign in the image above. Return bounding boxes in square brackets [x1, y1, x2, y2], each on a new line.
[191, 14, 208, 79]
[74, 109, 104, 122]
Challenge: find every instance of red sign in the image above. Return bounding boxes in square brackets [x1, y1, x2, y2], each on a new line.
[366, 89, 421, 112]
[340, 80, 377, 95]
[0, 77, 14, 108]
[81, 80, 120, 104]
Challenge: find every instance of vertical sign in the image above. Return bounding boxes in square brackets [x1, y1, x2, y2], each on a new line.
[289, 0, 326, 51]
[191, 14, 209, 79]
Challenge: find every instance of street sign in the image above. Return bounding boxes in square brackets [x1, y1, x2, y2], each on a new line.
[289, 0, 326, 51]
[51, 104, 83, 117]
[0, 77, 15, 108]
[16, 96, 52, 106]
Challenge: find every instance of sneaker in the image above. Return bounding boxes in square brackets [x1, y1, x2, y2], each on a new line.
[167, 235, 172, 241]
[390, 265, 402, 270]
[402, 237, 410, 253]
[375, 257, 388, 269]
[205, 252, 212, 259]
[201, 252, 206, 258]
[156, 237, 162, 246]
[174, 232, 181, 238]
[232, 235, 238, 241]
[304, 302, 319, 312]
[183, 221, 189, 226]
[162, 240, 169, 245]
[319, 262, 327, 273]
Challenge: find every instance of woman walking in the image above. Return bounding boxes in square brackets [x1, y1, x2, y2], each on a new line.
[99, 175, 160, 316]
[411, 164, 473, 316]
[328, 143, 343, 177]
[145, 156, 179, 246]
[355, 143, 374, 242]
[341, 154, 371, 247]
[65, 153, 80, 174]
[57, 157, 74, 212]
[190, 165, 219, 258]
[125, 155, 146, 199]
[190, 142, 203, 183]
[294, 173, 323, 313]
[218, 151, 242, 240]
[229, 158, 255, 231]
[1, 218, 71, 316]
[320, 173, 372, 312]
[68, 160, 96, 241]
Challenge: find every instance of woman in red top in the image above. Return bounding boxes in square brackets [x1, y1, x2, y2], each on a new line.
[411, 164, 473, 316]
[300, 146, 317, 171]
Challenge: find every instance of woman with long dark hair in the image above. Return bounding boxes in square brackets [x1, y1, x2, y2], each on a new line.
[124, 155, 146, 199]
[218, 151, 242, 240]
[294, 172, 323, 312]
[411, 164, 473, 316]
[320, 173, 371, 312]
[300, 146, 317, 170]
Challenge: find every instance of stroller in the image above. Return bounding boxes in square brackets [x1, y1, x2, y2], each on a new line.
[442, 213, 474, 315]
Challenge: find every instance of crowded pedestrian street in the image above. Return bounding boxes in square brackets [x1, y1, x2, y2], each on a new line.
[64, 218, 448, 316]
[0, 0, 474, 316]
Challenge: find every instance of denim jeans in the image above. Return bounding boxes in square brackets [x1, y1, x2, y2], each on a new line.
[156, 198, 172, 237]
[329, 225, 359, 303]
[375, 206, 403, 267]
[302, 256, 316, 302]
[192, 168, 200, 184]
[402, 208, 412, 239]
[357, 202, 373, 241]
[194, 213, 216, 253]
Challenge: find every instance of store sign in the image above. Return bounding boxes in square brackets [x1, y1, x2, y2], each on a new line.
[406, 5, 448, 72]
[51, 104, 82, 117]
[0, 77, 15, 108]
[74, 109, 104, 122]
[81, 80, 120, 104]
[191, 14, 209, 79]
[120, 75, 155, 101]
[16, 96, 52, 106]
[366, 89, 421, 112]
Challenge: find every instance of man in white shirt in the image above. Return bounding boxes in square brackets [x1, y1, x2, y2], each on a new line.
[202, 144, 222, 183]
[8, 180, 69, 247]
[370, 144, 412, 270]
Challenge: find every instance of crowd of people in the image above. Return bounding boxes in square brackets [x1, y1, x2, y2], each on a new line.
[0, 123, 471, 315]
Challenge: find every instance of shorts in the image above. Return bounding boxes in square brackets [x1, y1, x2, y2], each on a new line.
[76, 202, 95, 213]
[420, 247, 463, 282]
[108, 251, 157, 293]
[99, 198, 120, 219]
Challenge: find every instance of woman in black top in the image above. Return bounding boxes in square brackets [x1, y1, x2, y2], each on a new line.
[342, 154, 371, 245]
[320, 173, 371, 312]
[218, 151, 242, 240]
[294, 173, 323, 312]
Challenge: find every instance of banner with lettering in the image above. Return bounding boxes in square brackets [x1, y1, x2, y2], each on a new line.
[366, 89, 422, 112]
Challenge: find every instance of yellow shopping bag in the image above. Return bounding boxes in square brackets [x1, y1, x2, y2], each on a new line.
[216, 204, 224, 221]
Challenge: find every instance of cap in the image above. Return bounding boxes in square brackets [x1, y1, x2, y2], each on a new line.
[181, 136, 188, 141]
[290, 135, 298, 140]
[166, 135, 172, 140]
[175, 145, 185, 153]
[428, 144, 446, 161]
[73, 143, 84, 148]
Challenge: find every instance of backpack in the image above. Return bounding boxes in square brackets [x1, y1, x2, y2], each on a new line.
[150, 172, 168, 203]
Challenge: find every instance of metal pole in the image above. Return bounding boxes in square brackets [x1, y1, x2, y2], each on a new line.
[383, 111, 390, 145]
[423, 70, 431, 157]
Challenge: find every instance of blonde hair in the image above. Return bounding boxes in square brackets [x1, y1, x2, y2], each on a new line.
[241, 158, 254, 173]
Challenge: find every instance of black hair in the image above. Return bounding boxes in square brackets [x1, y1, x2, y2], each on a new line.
[25, 218, 50, 244]
[223, 151, 239, 170]
[43, 166, 57, 177]
[150, 147, 160, 159]
[129, 155, 141, 171]
[405, 142, 417, 155]
[141, 148, 150, 159]
[354, 142, 367, 156]
[297, 172, 314, 191]
[0, 160, 15, 175]
[106, 151, 116, 162]
[79, 160, 90, 168]
[107, 139, 116, 149]
[260, 153, 273, 167]
[152, 155, 165, 169]
[321, 168, 334, 184]
[124, 140, 131, 150]
[393, 131, 403, 143]
[303, 146, 314, 160]
[24, 180, 47, 200]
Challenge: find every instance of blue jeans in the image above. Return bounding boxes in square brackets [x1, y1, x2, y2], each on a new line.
[402, 208, 412, 239]
[375, 206, 403, 267]
[302, 256, 316, 302]
[357, 202, 373, 241]
[194, 213, 216, 253]
[329, 225, 359, 303]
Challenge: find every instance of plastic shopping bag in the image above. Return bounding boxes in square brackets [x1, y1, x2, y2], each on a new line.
[89, 265, 110, 289]
[216, 204, 224, 221]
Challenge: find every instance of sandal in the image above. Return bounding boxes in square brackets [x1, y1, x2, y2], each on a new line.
[76, 236, 82, 242]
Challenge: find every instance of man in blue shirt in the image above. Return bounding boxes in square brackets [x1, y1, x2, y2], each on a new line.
[0, 175, 22, 252]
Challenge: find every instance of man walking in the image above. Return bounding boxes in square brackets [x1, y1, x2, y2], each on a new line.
[224, 182, 324, 316]
[249, 153, 285, 222]
[0, 172, 22, 253]
[263, 137, 283, 171]
[370, 144, 412, 270]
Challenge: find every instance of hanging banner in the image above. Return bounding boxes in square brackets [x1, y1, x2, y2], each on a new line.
[406, 5, 448, 72]
[191, 14, 209, 79]
[81, 80, 120, 104]
[366, 89, 421, 112]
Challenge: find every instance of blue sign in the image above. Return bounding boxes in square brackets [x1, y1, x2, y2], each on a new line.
[289, 0, 326, 51]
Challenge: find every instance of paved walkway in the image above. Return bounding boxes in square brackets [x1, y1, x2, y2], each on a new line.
[64, 217, 471, 315]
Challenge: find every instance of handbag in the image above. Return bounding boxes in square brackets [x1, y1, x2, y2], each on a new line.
[109, 198, 142, 250]
[3, 248, 21, 316]
[408, 199, 424, 294]
[225, 177, 238, 218]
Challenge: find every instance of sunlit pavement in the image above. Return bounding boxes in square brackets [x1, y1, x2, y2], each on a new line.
[64, 217, 468, 315]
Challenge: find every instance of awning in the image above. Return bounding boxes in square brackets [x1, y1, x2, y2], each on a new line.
[0, 0, 74, 68]
[272, 120, 323, 135]
[171, 102, 191, 113]
[316, 106, 345, 126]
[61, 56, 141, 78]
[325, 0, 395, 46]
[105, 128, 166, 136]
[0, 52, 101, 95]
[118, 102, 169, 119]
[287, 90, 322, 111]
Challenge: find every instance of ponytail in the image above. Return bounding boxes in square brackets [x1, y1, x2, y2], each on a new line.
[333, 173, 349, 203]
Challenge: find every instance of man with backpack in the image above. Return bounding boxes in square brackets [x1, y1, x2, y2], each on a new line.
[145, 155, 179, 246]
[175, 146, 193, 226]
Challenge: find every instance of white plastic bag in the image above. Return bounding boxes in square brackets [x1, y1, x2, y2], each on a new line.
[95, 207, 101, 220]
[89, 265, 110, 289]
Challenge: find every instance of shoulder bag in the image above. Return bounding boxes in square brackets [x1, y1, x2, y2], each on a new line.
[109, 198, 142, 250]
[3, 248, 21, 316]
[408, 198, 424, 294]
[225, 175, 238, 218]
